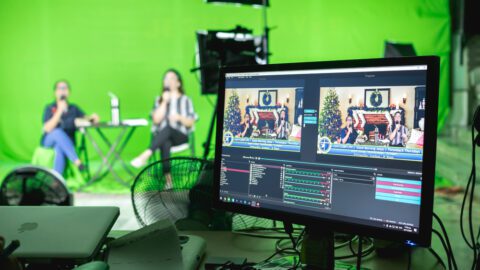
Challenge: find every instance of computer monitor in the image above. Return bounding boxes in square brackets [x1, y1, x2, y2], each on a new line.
[213, 56, 439, 248]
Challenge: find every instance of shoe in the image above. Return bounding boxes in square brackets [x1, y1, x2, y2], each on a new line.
[164, 180, 173, 190]
[130, 157, 146, 168]
[78, 164, 86, 171]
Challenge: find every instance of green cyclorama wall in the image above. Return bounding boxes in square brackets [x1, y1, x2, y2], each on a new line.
[0, 0, 450, 162]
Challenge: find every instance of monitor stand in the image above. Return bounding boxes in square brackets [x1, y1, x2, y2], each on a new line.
[300, 226, 335, 270]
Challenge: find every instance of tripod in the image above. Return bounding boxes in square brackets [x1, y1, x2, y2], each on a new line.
[200, 2, 270, 159]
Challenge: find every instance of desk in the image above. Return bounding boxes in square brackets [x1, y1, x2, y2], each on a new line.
[109, 230, 441, 269]
[76, 119, 148, 188]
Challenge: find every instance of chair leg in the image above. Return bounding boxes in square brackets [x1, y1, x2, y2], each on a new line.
[190, 133, 195, 157]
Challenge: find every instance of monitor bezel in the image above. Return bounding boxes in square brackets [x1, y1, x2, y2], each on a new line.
[213, 56, 439, 247]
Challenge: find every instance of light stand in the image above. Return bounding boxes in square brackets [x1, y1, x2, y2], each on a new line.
[262, 0, 270, 64]
[203, 100, 218, 159]
[193, 28, 269, 159]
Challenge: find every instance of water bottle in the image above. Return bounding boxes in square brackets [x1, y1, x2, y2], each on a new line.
[109, 92, 120, 125]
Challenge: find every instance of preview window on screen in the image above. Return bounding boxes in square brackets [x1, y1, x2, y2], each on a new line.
[219, 65, 428, 234]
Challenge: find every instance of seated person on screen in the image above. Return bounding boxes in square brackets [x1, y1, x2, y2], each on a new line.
[239, 113, 253, 138]
[275, 110, 291, 140]
[388, 111, 409, 147]
[130, 69, 197, 189]
[42, 80, 99, 174]
[289, 114, 302, 140]
[340, 115, 358, 144]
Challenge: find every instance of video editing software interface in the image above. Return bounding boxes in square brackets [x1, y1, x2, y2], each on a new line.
[219, 65, 429, 235]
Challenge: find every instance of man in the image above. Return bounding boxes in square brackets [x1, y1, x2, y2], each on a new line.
[340, 115, 358, 144]
[275, 110, 291, 140]
[388, 111, 409, 147]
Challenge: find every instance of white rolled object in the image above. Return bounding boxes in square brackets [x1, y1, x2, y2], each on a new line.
[109, 92, 120, 125]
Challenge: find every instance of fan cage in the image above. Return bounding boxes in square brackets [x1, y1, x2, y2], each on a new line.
[131, 157, 211, 227]
[0, 166, 70, 206]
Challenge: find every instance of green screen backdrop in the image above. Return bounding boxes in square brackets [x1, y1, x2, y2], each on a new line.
[0, 0, 450, 163]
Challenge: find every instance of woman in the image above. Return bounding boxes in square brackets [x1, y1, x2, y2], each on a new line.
[239, 113, 253, 138]
[340, 115, 358, 144]
[42, 80, 99, 174]
[131, 69, 197, 188]
[275, 110, 291, 140]
[388, 111, 408, 147]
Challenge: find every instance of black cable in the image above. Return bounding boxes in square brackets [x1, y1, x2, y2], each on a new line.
[256, 247, 300, 269]
[356, 236, 363, 270]
[295, 228, 306, 249]
[287, 248, 302, 270]
[260, 247, 298, 263]
[235, 226, 304, 233]
[469, 124, 478, 270]
[428, 247, 447, 269]
[458, 123, 478, 270]
[460, 162, 475, 249]
[286, 231, 297, 249]
[251, 223, 301, 268]
[335, 237, 374, 260]
[232, 225, 304, 239]
[275, 239, 298, 255]
[433, 229, 452, 270]
[433, 212, 458, 270]
[406, 246, 412, 270]
[283, 222, 302, 269]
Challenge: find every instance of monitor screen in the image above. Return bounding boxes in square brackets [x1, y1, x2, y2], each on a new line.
[214, 57, 439, 246]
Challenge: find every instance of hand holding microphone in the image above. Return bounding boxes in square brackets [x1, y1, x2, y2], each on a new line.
[395, 121, 401, 131]
[57, 96, 68, 113]
[161, 88, 171, 104]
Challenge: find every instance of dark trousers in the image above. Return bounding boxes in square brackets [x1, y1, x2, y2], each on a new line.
[150, 126, 188, 173]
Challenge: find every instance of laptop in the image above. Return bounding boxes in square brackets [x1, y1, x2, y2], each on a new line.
[0, 206, 119, 263]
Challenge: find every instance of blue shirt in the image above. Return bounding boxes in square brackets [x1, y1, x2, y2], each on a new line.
[42, 102, 85, 144]
[340, 127, 358, 144]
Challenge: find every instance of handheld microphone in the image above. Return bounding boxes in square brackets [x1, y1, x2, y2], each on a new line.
[159, 87, 170, 104]
[0, 240, 20, 260]
[59, 95, 68, 113]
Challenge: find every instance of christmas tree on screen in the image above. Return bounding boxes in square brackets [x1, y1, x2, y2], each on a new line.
[224, 91, 242, 135]
[318, 89, 342, 141]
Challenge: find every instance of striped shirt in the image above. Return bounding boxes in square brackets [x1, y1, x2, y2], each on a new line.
[389, 125, 408, 146]
[275, 120, 291, 140]
[151, 95, 198, 135]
